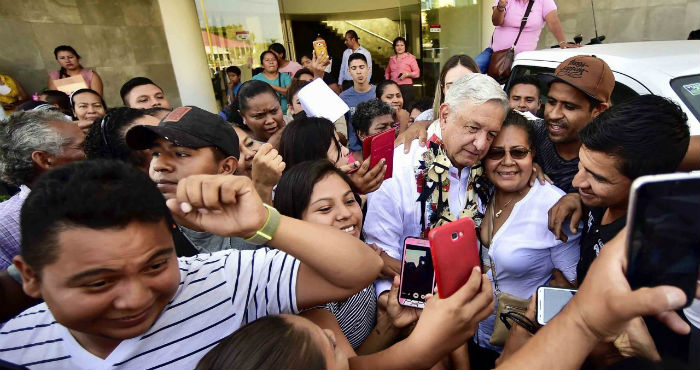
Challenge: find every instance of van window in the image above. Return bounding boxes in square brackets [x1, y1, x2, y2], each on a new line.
[670, 75, 700, 122]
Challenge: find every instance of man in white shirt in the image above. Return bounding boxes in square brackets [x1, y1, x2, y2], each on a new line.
[338, 30, 372, 90]
[364, 74, 508, 296]
[0, 160, 381, 369]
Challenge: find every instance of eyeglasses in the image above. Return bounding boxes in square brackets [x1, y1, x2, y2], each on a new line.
[486, 147, 532, 160]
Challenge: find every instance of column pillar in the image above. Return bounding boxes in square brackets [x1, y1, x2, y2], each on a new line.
[158, 0, 218, 112]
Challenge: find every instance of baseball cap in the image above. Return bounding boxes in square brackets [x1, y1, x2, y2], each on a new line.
[126, 106, 240, 159]
[539, 55, 614, 104]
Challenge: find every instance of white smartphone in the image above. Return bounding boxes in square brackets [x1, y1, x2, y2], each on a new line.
[536, 286, 576, 325]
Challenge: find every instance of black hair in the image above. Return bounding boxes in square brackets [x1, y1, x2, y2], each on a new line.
[119, 77, 163, 105]
[348, 53, 367, 66]
[392, 36, 407, 53]
[237, 80, 279, 114]
[195, 315, 326, 370]
[39, 90, 72, 115]
[275, 159, 357, 220]
[20, 160, 171, 275]
[500, 110, 535, 148]
[375, 80, 401, 100]
[508, 75, 541, 96]
[259, 50, 278, 66]
[53, 45, 81, 78]
[268, 43, 286, 59]
[279, 117, 341, 169]
[286, 80, 309, 104]
[84, 107, 153, 168]
[410, 97, 433, 113]
[143, 106, 172, 119]
[352, 100, 394, 138]
[345, 30, 359, 41]
[297, 52, 312, 64]
[70, 88, 107, 111]
[579, 94, 690, 180]
[293, 68, 314, 81]
[252, 67, 264, 76]
[225, 66, 241, 76]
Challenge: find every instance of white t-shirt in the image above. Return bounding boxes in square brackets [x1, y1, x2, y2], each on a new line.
[0, 249, 299, 369]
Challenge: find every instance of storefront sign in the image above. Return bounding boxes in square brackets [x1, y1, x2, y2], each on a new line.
[430, 24, 441, 33]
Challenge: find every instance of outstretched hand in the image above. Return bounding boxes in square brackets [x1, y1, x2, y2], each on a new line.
[341, 156, 386, 194]
[395, 120, 430, 153]
[547, 193, 583, 242]
[166, 174, 267, 238]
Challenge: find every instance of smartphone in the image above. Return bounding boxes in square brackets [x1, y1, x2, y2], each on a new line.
[399, 237, 435, 309]
[361, 128, 394, 179]
[428, 217, 480, 298]
[312, 40, 328, 60]
[536, 286, 576, 325]
[626, 172, 700, 307]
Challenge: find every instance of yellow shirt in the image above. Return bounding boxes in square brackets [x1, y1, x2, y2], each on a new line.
[0, 75, 22, 113]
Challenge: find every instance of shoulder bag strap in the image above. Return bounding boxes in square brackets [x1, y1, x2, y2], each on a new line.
[488, 199, 502, 294]
[513, 0, 535, 48]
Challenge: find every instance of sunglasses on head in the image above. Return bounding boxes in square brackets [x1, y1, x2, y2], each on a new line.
[486, 147, 532, 160]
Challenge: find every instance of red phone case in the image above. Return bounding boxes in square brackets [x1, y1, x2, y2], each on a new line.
[361, 128, 394, 179]
[428, 217, 480, 298]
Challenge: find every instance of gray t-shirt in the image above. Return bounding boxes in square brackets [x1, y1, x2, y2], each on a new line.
[179, 226, 260, 252]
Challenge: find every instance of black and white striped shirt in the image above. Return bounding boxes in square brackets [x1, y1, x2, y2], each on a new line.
[0, 249, 298, 369]
[323, 284, 377, 349]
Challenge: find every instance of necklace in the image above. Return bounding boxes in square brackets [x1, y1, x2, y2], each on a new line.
[494, 191, 521, 218]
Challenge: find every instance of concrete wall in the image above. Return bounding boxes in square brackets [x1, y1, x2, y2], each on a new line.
[537, 0, 700, 49]
[0, 0, 180, 108]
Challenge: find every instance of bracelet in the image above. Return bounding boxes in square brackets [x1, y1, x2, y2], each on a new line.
[497, 5, 506, 11]
[244, 204, 281, 245]
[559, 41, 567, 45]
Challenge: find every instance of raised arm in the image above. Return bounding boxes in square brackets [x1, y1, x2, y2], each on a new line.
[166, 174, 383, 310]
[492, 0, 507, 26]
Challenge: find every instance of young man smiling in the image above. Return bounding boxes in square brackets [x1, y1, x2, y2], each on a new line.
[1, 159, 382, 369]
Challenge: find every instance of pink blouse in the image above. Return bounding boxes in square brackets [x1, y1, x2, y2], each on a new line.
[49, 69, 94, 92]
[384, 53, 420, 85]
[490, 0, 557, 55]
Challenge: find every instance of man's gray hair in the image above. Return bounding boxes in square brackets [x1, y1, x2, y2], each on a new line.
[0, 110, 71, 186]
[443, 73, 509, 114]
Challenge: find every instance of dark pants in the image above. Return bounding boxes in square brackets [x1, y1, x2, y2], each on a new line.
[399, 84, 415, 109]
[467, 338, 499, 370]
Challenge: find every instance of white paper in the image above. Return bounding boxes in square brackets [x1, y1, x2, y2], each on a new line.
[298, 78, 349, 123]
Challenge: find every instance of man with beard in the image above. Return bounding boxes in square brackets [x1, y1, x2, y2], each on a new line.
[533, 55, 613, 194]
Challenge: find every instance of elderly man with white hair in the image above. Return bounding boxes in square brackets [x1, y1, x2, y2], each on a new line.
[364, 73, 508, 296]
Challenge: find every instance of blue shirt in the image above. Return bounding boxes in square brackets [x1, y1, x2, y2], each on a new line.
[340, 85, 376, 152]
[339, 46, 373, 85]
[252, 73, 292, 114]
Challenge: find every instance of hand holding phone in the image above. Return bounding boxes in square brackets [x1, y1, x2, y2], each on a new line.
[361, 129, 394, 180]
[626, 172, 700, 307]
[399, 237, 435, 309]
[428, 218, 480, 298]
[312, 40, 328, 60]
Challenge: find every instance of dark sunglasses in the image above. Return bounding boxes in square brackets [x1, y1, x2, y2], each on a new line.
[486, 147, 532, 160]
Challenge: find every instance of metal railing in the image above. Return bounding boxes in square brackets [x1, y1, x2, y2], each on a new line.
[345, 21, 393, 44]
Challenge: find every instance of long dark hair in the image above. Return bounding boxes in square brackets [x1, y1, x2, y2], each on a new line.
[434, 54, 480, 113]
[279, 117, 342, 169]
[274, 159, 357, 220]
[53, 45, 82, 78]
[195, 315, 326, 370]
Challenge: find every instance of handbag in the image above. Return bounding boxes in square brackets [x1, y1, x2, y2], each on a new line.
[487, 0, 535, 84]
[486, 200, 530, 347]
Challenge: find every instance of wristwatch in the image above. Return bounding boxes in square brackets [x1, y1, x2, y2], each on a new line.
[244, 204, 281, 245]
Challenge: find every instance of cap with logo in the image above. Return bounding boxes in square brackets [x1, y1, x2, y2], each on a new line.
[539, 55, 614, 104]
[126, 106, 240, 159]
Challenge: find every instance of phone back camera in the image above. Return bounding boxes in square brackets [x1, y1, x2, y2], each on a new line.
[451, 232, 458, 240]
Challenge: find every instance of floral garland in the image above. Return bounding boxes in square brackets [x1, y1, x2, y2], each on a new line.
[415, 135, 491, 237]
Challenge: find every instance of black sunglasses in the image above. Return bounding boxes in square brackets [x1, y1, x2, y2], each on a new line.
[486, 147, 532, 160]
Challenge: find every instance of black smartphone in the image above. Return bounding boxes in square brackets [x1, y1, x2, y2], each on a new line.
[398, 237, 435, 309]
[626, 172, 700, 307]
[536, 286, 576, 325]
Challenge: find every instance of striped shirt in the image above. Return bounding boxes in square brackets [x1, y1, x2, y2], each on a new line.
[532, 119, 579, 194]
[323, 284, 376, 349]
[0, 249, 299, 369]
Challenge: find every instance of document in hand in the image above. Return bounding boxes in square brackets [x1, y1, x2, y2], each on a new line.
[298, 78, 349, 123]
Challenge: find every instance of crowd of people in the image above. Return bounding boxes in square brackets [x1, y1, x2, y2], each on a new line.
[0, 6, 699, 370]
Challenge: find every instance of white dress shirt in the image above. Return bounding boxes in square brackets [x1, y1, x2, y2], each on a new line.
[338, 46, 373, 84]
[364, 139, 481, 295]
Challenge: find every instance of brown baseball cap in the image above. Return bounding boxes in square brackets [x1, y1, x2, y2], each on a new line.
[540, 55, 614, 104]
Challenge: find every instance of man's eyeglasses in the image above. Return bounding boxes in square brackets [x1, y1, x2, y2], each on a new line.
[486, 147, 532, 160]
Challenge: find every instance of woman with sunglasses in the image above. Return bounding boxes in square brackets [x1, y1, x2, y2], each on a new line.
[472, 110, 580, 368]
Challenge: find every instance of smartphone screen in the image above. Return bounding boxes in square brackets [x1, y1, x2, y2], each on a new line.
[537, 287, 576, 325]
[399, 242, 435, 307]
[626, 174, 700, 307]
